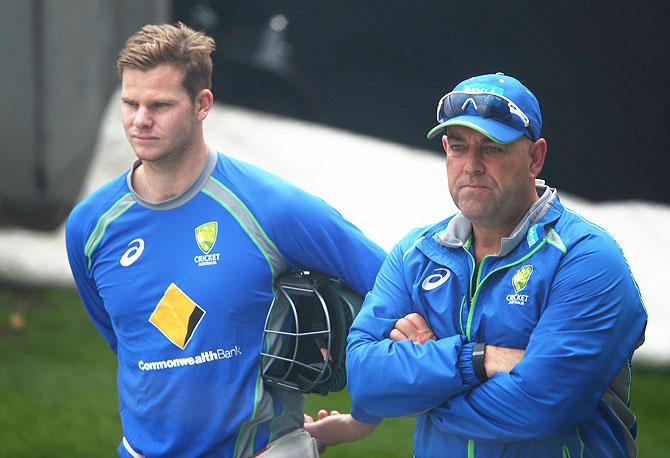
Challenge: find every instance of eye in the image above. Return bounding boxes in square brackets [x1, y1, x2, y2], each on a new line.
[448, 143, 466, 155]
[484, 145, 506, 156]
[152, 102, 170, 109]
[122, 100, 138, 108]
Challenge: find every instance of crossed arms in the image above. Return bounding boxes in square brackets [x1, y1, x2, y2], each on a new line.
[392, 312, 524, 378]
[345, 237, 646, 441]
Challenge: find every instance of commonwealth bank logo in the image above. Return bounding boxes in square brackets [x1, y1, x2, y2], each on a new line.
[195, 222, 218, 254]
[149, 283, 205, 349]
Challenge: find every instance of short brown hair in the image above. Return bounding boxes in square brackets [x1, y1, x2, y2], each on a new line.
[116, 22, 216, 100]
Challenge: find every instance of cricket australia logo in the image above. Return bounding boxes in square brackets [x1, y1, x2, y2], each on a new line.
[194, 222, 220, 267]
[506, 265, 533, 305]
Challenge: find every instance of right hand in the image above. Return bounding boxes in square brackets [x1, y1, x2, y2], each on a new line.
[303, 410, 377, 452]
[389, 313, 436, 344]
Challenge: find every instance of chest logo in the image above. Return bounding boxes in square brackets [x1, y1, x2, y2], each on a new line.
[120, 238, 144, 267]
[422, 268, 451, 291]
[195, 222, 218, 254]
[512, 265, 533, 293]
[194, 222, 220, 267]
[507, 265, 533, 306]
[149, 283, 206, 349]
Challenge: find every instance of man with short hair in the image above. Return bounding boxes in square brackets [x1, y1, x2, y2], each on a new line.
[66, 22, 381, 457]
[346, 73, 647, 457]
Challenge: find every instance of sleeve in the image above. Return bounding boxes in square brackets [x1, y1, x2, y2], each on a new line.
[270, 189, 386, 296]
[427, 238, 648, 440]
[345, 238, 477, 423]
[65, 209, 118, 353]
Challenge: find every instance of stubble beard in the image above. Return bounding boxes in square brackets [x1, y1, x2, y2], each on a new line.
[454, 188, 499, 226]
[130, 124, 197, 171]
[455, 181, 533, 231]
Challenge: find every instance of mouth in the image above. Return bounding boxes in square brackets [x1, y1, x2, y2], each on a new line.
[460, 184, 489, 190]
[132, 135, 159, 143]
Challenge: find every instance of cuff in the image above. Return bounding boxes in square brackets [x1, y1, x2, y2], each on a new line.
[457, 341, 481, 387]
[350, 402, 383, 425]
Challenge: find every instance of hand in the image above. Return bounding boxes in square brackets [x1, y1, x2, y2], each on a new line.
[389, 312, 436, 344]
[304, 411, 330, 454]
[303, 409, 334, 426]
[484, 345, 525, 377]
[303, 410, 377, 453]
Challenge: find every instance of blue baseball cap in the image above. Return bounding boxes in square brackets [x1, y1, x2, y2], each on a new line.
[427, 72, 542, 144]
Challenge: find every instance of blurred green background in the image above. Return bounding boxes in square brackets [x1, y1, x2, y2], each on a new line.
[1, 284, 668, 457]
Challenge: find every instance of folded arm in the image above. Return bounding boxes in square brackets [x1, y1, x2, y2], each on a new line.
[427, 245, 646, 440]
[346, 241, 478, 422]
[390, 312, 525, 378]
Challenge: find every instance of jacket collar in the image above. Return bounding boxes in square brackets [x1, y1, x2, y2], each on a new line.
[431, 180, 560, 257]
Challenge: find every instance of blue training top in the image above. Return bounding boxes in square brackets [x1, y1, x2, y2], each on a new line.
[66, 149, 386, 457]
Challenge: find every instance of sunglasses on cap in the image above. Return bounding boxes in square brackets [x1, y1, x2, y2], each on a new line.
[436, 91, 537, 141]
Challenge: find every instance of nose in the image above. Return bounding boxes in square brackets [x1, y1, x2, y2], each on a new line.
[463, 150, 485, 175]
[133, 106, 153, 129]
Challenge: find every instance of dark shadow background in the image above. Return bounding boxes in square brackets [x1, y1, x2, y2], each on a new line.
[173, 0, 668, 203]
[2, 1, 665, 231]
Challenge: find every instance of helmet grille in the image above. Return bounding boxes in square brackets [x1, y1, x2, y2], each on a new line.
[260, 270, 362, 395]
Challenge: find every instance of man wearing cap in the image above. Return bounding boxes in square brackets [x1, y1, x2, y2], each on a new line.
[346, 73, 647, 457]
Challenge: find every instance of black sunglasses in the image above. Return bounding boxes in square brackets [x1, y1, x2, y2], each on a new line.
[436, 91, 537, 141]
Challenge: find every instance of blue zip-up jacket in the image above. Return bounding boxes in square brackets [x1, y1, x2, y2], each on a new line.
[346, 184, 647, 458]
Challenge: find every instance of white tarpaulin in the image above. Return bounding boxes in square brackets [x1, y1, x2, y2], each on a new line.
[1, 93, 666, 367]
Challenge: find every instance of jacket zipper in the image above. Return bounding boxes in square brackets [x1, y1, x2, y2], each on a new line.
[461, 239, 548, 457]
[561, 444, 571, 458]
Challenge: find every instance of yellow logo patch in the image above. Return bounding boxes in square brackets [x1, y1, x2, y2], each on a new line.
[195, 222, 218, 254]
[149, 283, 205, 349]
[512, 265, 533, 293]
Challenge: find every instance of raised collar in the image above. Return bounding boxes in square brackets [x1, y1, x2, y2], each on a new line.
[434, 179, 558, 257]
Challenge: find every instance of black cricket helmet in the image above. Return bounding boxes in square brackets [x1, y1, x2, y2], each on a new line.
[260, 270, 363, 395]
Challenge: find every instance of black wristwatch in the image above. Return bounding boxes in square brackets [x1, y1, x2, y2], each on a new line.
[472, 342, 488, 382]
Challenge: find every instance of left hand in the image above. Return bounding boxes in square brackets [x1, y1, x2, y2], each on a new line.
[303, 410, 377, 453]
[390, 312, 436, 344]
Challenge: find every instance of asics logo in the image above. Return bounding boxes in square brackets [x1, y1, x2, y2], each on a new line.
[422, 268, 451, 291]
[120, 238, 144, 267]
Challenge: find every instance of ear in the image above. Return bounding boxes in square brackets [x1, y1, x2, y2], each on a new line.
[195, 89, 214, 121]
[441, 134, 449, 154]
[529, 138, 547, 178]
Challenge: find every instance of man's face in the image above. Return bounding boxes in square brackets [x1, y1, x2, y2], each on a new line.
[444, 125, 542, 230]
[120, 64, 198, 163]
